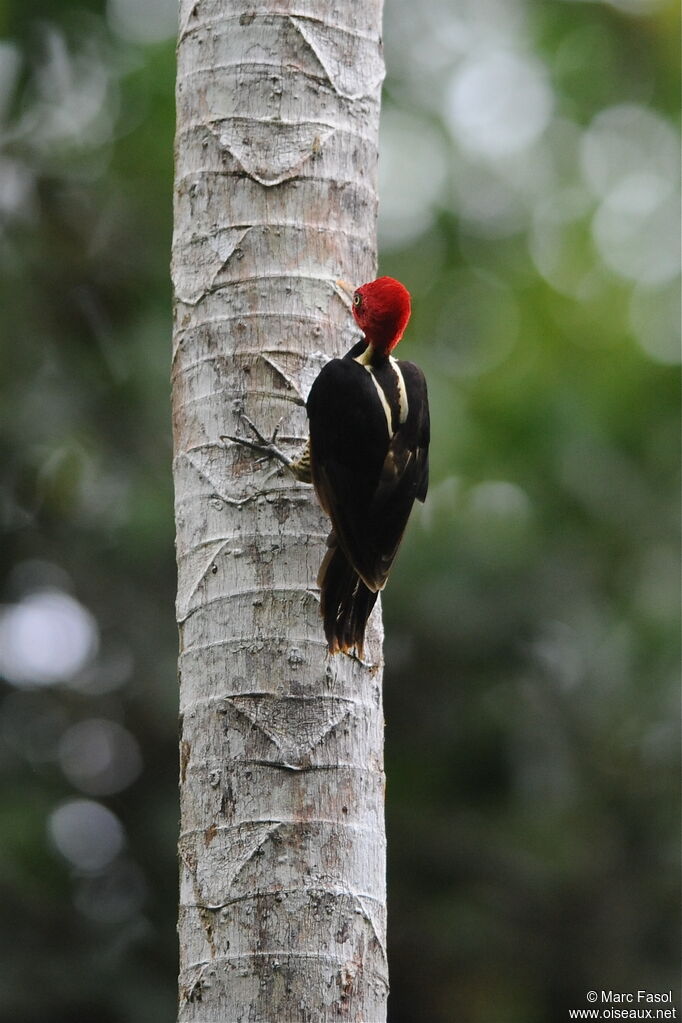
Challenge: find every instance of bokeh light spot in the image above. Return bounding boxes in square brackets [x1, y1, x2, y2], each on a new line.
[0, 591, 99, 688]
[107, 0, 178, 45]
[58, 719, 143, 796]
[379, 109, 448, 247]
[445, 50, 553, 159]
[48, 799, 124, 872]
[591, 174, 680, 285]
[580, 104, 679, 200]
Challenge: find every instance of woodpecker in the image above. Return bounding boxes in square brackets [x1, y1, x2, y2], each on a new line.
[227, 276, 430, 657]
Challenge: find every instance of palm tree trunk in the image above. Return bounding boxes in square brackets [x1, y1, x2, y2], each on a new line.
[171, 0, 387, 1019]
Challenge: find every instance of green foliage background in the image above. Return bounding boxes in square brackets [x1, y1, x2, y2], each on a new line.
[0, 1, 678, 1021]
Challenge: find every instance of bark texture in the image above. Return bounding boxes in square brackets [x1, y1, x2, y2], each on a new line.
[171, 1, 387, 1020]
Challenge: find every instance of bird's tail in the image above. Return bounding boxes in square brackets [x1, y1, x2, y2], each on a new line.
[317, 536, 378, 657]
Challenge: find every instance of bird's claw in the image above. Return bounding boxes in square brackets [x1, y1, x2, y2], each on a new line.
[241, 414, 281, 449]
[222, 414, 293, 470]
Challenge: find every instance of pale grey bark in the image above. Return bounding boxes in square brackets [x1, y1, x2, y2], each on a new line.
[171, 1, 387, 1020]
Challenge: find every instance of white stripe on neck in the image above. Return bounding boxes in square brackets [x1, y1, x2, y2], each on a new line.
[353, 347, 409, 436]
[390, 356, 409, 425]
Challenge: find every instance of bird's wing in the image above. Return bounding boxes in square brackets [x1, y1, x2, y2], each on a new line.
[362, 360, 429, 588]
[307, 355, 430, 593]
[375, 360, 429, 505]
[307, 357, 388, 585]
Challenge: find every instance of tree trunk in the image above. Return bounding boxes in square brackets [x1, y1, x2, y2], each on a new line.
[171, 1, 387, 1020]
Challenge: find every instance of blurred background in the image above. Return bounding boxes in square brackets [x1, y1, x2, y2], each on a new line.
[0, 0, 678, 1020]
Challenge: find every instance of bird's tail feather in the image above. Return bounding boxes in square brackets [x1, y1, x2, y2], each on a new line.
[318, 539, 378, 657]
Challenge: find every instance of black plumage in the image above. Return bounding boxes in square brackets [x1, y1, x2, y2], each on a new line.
[307, 339, 430, 655]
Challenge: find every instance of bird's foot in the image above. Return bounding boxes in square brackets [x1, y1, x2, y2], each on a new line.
[222, 415, 312, 483]
[222, 414, 292, 469]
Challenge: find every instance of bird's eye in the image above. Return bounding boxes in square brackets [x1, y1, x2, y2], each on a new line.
[353, 293, 362, 307]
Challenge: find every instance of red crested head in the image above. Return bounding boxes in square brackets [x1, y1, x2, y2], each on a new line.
[348, 276, 411, 355]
